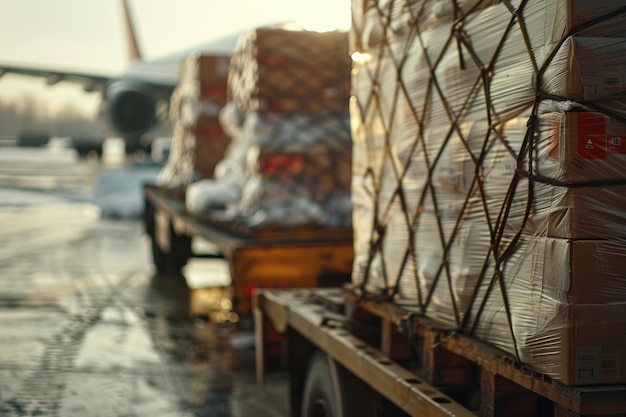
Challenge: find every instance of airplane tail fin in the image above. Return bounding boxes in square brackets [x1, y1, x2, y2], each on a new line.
[121, 0, 142, 62]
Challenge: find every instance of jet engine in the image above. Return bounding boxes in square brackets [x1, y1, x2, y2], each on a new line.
[104, 80, 157, 139]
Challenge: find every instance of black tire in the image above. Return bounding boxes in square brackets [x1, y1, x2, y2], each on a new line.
[150, 229, 170, 273]
[301, 352, 342, 417]
[301, 351, 390, 417]
[146, 204, 191, 274]
[169, 228, 192, 271]
[151, 223, 191, 274]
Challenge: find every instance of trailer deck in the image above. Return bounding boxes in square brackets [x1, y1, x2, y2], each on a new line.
[255, 287, 626, 417]
[143, 184, 354, 314]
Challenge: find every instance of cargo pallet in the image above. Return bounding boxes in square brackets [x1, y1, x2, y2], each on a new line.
[143, 184, 354, 315]
[255, 287, 626, 417]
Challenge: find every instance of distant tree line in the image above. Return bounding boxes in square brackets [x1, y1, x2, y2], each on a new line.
[0, 91, 105, 138]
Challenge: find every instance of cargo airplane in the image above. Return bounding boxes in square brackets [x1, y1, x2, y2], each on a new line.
[0, 0, 240, 153]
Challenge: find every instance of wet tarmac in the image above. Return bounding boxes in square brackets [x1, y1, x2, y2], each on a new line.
[0, 146, 289, 417]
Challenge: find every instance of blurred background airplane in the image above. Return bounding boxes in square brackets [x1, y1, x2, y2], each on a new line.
[0, 0, 350, 155]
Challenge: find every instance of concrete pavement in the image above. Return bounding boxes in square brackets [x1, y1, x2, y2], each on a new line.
[0, 146, 289, 417]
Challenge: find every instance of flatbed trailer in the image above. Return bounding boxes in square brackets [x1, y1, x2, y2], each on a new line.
[254, 287, 626, 417]
[142, 184, 354, 315]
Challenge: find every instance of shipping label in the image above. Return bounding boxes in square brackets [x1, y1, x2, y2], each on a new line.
[576, 345, 601, 384]
[600, 350, 620, 380]
[606, 117, 626, 155]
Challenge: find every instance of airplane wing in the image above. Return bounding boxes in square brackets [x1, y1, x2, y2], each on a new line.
[0, 0, 241, 152]
[0, 60, 179, 94]
[0, 62, 113, 92]
[0, 32, 239, 152]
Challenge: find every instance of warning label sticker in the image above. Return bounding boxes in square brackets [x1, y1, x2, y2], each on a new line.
[578, 113, 606, 159]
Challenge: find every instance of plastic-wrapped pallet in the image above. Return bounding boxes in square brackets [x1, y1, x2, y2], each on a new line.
[350, 0, 626, 385]
[227, 24, 352, 115]
[158, 53, 231, 187]
[187, 26, 353, 229]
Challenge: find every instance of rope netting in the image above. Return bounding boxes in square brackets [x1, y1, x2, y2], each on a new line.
[228, 25, 352, 116]
[158, 54, 230, 187]
[350, 0, 626, 383]
[185, 26, 354, 229]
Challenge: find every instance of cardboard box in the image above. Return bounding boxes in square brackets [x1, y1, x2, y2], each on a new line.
[514, 302, 626, 386]
[420, 226, 626, 311]
[526, 238, 626, 305]
[466, 236, 626, 384]
[179, 54, 229, 85]
[558, 303, 626, 385]
[194, 115, 231, 179]
[538, 184, 626, 239]
[228, 27, 351, 114]
[545, 111, 626, 183]
[198, 55, 229, 85]
[178, 54, 229, 105]
[565, 0, 626, 37]
[349, 0, 626, 386]
[561, 36, 626, 101]
[565, 239, 626, 304]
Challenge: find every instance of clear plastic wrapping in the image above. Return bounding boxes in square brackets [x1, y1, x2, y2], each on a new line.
[196, 109, 353, 228]
[187, 26, 353, 230]
[350, 0, 626, 385]
[227, 25, 352, 115]
[158, 54, 231, 187]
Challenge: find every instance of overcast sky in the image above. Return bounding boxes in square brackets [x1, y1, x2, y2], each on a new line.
[0, 0, 351, 117]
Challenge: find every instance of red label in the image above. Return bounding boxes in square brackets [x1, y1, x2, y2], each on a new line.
[201, 86, 227, 100]
[578, 113, 606, 159]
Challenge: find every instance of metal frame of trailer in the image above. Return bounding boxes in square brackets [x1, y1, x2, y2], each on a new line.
[254, 287, 626, 417]
[142, 184, 354, 315]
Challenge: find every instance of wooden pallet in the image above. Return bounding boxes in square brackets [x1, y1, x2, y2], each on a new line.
[339, 288, 626, 417]
[256, 287, 626, 417]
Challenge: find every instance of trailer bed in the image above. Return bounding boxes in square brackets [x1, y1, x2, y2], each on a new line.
[143, 184, 354, 314]
[254, 287, 626, 417]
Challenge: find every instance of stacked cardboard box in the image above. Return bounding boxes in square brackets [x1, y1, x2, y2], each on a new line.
[186, 26, 353, 229]
[158, 53, 232, 187]
[350, 0, 626, 385]
[227, 26, 352, 115]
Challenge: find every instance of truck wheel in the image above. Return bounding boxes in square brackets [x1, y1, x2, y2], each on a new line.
[150, 231, 170, 273]
[169, 228, 192, 271]
[301, 352, 342, 417]
[151, 222, 191, 274]
[145, 203, 191, 274]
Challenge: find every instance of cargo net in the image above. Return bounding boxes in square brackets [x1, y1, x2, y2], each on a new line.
[157, 83, 200, 188]
[228, 25, 352, 115]
[158, 54, 230, 188]
[186, 103, 353, 228]
[351, 0, 626, 383]
[185, 26, 354, 230]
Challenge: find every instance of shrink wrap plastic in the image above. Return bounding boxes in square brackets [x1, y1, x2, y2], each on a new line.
[158, 54, 231, 187]
[188, 105, 353, 228]
[350, 0, 626, 384]
[186, 26, 353, 229]
[227, 26, 352, 115]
